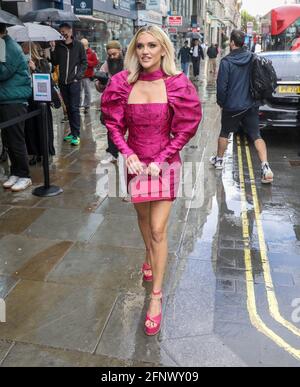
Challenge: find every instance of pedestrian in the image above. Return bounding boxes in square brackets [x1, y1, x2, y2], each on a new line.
[22, 42, 55, 165]
[98, 40, 124, 165]
[201, 40, 208, 56]
[190, 38, 204, 81]
[207, 43, 218, 75]
[211, 29, 274, 184]
[0, 23, 32, 192]
[80, 38, 99, 114]
[101, 25, 202, 336]
[50, 22, 87, 147]
[177, 40, 190, 76]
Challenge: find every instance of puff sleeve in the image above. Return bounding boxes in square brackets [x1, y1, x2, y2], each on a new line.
[101, 71, 135, 158]
[154, 73, 202, 163]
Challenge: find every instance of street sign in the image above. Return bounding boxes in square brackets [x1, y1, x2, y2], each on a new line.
[74, 0, 93, 16]
[168, 16, 183, 26]
[168, 27, 178, 34]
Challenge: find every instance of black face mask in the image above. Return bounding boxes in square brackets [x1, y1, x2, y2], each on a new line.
[107, 57, 124, 76]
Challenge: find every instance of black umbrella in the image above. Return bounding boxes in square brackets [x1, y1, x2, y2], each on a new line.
[0, 10, 23, 26]
[22, 8, 79, 23]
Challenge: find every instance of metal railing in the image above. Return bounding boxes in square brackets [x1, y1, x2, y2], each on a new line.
[0, 103, 63, 197]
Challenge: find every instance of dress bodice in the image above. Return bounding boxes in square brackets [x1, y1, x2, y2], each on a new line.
[101, 69, 202, 165]
[125, 103, 171, 162]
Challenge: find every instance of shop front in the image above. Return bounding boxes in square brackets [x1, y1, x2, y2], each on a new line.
[73, 0, 136, 63]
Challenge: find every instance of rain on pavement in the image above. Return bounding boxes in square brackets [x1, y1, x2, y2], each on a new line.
[0, 66, 300, 367]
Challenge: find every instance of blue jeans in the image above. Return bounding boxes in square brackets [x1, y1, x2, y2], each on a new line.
[181, 62, 190, 76]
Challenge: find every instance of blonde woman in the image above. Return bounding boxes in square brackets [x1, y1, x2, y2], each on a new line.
[101, 26, 202, 336]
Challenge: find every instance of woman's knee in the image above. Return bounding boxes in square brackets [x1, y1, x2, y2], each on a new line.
[150, 226, 167, 244]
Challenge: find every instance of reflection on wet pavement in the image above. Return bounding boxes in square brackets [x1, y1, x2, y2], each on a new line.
[0, 62, 300, 366]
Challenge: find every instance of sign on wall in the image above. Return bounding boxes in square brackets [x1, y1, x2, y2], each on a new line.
[168, 16, 182, 26]
[33, 74, 52, 102]
[74, 0, 94, 16]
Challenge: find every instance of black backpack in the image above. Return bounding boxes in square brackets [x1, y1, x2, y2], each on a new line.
[250, 54, 277, 101]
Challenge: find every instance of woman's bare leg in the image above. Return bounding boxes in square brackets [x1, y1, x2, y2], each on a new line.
[146, 200, 173, 328]
[134, 202, 152, 271]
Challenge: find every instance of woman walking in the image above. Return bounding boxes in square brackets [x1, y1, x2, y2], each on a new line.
[101, 26, 202, 336]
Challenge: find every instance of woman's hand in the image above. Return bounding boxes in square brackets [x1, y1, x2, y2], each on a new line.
[126, 154, 145, 175]
[147, 162, 161, 177]
[29, 60, 36, 72]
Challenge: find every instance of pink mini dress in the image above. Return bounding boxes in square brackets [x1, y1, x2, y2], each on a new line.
[101, 69, 202, 203]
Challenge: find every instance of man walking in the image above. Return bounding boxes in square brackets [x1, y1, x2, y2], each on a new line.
[0, 23, 32, 192]
[211, 29, 274, 184]
[80, 38, 99, 114]
[51, 23, 87, 146]
[178, 41, 190, 76]
[97, 41, 124, 165]
[190, 39, 204, 81]
[207, 43, 218, 76]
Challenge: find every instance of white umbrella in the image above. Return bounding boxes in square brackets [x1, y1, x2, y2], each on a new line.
[7, 22, 63, 42]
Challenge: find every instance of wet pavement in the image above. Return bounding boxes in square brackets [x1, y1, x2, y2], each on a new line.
[0, 66, 300, 367]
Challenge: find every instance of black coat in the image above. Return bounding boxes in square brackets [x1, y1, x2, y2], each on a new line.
[25, 59, 55, 156]
[190, 45, 205, 60]
[207, 46, 218, 59]
[178, 47, 191, 63]
[51, 40, 87, 85]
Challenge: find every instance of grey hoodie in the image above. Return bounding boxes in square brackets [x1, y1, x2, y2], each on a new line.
[217, 47, 254, 112]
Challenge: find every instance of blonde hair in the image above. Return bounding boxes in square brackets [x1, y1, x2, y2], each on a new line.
[125, 25, 180, 84]
[31, 43, 43, 63]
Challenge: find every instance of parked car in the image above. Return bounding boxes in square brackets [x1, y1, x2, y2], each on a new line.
[258, 51, 300, 129]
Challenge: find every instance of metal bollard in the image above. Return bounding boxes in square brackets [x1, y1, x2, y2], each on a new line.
[32, 103, 63, 197]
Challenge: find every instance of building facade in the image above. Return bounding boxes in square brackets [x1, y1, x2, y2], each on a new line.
[0, 0, 242, 59]
[206, 0, 241, 47]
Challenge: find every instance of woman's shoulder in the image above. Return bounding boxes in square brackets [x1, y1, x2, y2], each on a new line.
[110, 70, 130, 84]
[165, 72, 195, 93]
[103, 70, 131, 102]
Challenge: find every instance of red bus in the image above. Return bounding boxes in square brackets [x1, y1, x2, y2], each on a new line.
[261, 5, 300, 51]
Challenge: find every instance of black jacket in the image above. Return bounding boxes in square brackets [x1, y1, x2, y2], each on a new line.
[178, 47, 191, 63]
[217, 47, 254, 112]
[190, 45, 204, 60]
[51, 40, 87, 85]
[207, 46, 218, 59]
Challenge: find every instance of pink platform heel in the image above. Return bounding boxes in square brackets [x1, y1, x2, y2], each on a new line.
[144, 290, 163, 336]
[142, 262, 153, 282]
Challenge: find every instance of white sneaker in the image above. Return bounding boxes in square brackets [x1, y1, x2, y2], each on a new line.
[11, 178, 32, 192]
[100, 153, 118, 165]
[261, 163, 274, 184]
[3, 175, 19, 189]
[210, 156, 224, 170]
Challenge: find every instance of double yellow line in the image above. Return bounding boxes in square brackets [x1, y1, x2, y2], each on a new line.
[237, 135, 300, 361]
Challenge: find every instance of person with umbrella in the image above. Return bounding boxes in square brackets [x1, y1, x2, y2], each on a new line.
[50, 23, 87, 147]
[0, 23, 32, 192]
